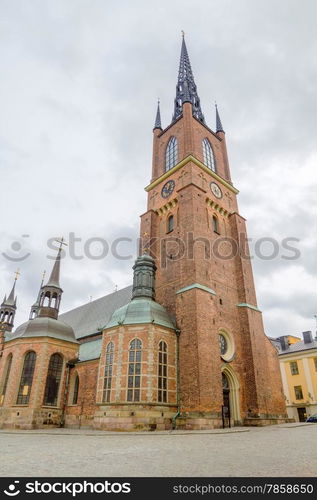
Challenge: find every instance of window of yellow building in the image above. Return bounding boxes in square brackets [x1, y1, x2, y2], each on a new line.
[314, 358, 317, 371]
[290, 361, 299, 375]
[294, 385, 303, 400]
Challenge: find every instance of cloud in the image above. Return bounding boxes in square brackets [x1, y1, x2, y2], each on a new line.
[1, 0, 317, 337]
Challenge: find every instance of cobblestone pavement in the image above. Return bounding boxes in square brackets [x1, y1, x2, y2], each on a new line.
[0, 424, 316, 477]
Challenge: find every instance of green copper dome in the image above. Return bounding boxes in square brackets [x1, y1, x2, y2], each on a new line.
[105, 298, 175, 330]
[8, 317, 78, 343]
[105, 254, 176, 330]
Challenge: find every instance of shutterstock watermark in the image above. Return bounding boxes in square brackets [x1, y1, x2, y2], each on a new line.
[1, 232, 300, 266]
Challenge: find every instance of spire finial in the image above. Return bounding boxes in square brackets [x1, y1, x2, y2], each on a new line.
[14, 268, 20, 282]
[154, 99, 162, 130]
[45, 238, 67, 289]
[215, 102, 224, 133]
[56, 237, 67, 251]
[172, 35, 205, 124]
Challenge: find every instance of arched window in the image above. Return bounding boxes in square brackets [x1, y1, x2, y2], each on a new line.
[158, 341, 168, 403]
[202, 138, 216, 172]
[212, 215, 219, 234]
[0, 354, 13, 405]
[167, 215, 174, 233]
[165, 136, 178, 171]
[43, 353, 63, 406]
[103, 342, 114, 403]
[72, 374, 79, 405]
[127, 339, 142, 402]
[16, 351, 36, 405]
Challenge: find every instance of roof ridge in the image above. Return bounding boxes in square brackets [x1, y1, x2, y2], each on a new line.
[60, 284, 133, 317]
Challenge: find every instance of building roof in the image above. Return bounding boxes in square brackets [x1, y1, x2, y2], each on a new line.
[59, 285, 133, 339]
[78, 338, 102, 362]
[7, 316, 77, 343]
[277, 339, 317, 355]
[106, 298, 176, 330]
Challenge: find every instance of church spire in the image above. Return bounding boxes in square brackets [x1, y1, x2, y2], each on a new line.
[215, 103, 224, 133]
[173, 33, 205, 124]
[0, 269, 19, 332]
[46, 247, 62, 288]
[153, 100, 162, 130]
[29, 271, 46, 320]
[38, 239, 66, 320]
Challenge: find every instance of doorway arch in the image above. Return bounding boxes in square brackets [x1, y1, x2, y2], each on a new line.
[221, 365, 241, 425]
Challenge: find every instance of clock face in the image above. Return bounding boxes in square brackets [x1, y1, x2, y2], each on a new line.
[210, 182, 222, 199]
[219, 334, 228, 356]
[161, 180, 175, 199]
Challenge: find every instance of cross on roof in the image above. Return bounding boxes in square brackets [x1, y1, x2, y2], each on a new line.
[14, 268, 20, 281]
[55, 237, 68, 250]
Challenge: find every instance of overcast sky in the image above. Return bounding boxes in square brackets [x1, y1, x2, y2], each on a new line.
[1, 0, 317, 338]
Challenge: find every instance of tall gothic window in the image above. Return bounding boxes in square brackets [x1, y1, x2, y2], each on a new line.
[72, 374, 79, 405]
[212, 215, 219, 234]
[0, 354, 13, 405]
[127, 339, 142, 402]
[16, 351, 36, 405]
[103, 342, 114, 403]
[158, 341, 168, 403]
[167, 214, 174, 233]
[43, 353, 63, 406]
[202, 138, 216, 172]
[166, 136, 178, 171]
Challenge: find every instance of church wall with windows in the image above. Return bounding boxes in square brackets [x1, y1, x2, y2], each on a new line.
[94, 321, 177, 431]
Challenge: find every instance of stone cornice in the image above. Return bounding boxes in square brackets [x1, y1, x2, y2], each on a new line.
[237, 303, 261, 312]
[155, 198, 178, 216]
[206, 197, 230, 217]
[145, 155, 239, 194]
[176, 283, 216, 296]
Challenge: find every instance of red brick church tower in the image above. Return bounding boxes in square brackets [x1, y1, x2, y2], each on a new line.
[139, 35, 287, 428]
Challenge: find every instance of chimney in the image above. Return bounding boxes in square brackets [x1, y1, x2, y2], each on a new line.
[303, 331, 313, 344]
[279, 336, 289, 351]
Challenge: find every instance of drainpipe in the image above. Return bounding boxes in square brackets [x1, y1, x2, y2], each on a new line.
[60, 358, 77, 427]
[172, 328, 181, 429]
[0, 323, 5, 358]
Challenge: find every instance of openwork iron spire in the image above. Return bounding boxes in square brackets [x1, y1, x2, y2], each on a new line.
[154, 100, 162, 130]
[215, 103, 224, 133]
[173, 34, 205, 123]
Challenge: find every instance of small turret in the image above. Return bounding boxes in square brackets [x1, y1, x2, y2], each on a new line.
[0, 270, 19, 333]
[38, 239, 66, 320]
[29, 271, 46, 320]
[153, 100, 162, 130]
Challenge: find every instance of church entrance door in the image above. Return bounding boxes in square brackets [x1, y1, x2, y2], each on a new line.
[222, 373, 231, 428]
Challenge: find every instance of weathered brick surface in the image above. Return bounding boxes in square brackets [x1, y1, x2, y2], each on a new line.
[93, 323, 177, 430]
[141, 102, 288, 428]
[0, 337, 78, 429]
[64, 360, 99, 429]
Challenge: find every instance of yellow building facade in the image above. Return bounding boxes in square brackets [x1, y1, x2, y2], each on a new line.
[277, 331, 317, 422]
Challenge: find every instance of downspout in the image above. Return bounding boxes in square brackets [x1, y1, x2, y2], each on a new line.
[0, 323, 5, 358]
[172, 328, 181, 429]
[60, 358, 77, 427]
